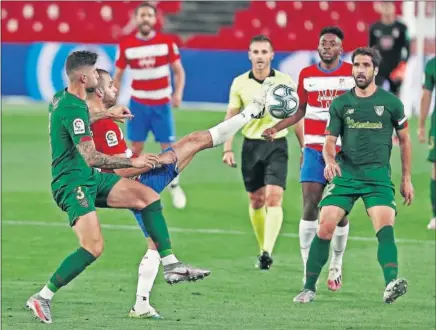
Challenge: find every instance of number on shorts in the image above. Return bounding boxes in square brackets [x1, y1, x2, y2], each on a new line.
[76, 186, 85, 200]
[323, 183, 336, 199]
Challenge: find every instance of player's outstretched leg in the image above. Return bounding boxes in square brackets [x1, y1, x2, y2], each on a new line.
[26, 211, 104, 324]
[367, 206, 408, 303]
[293, 205, 345, 304]
[161, 101, 265, 175]
[107, 178, 210, 285]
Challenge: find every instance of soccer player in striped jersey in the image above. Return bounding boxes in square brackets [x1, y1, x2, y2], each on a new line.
[114, 2, 187, 209]
[262, 27, 354, 290]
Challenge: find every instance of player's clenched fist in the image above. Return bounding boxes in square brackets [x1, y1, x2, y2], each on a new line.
[131, 153, 160, 168]
[400, 178, 414, 206]
[324, 161, 342, 181]
[108, 104, 134, 123]
[262, 127, 277, 142]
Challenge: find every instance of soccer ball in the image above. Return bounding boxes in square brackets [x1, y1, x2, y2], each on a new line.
[266, 83, 299, 119]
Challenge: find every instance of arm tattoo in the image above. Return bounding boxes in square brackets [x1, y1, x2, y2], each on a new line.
[76, 140, 132, 169]
[89, 109, 109, 124]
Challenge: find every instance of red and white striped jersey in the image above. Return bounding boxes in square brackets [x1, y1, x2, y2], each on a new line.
[116, 32, 180, 105]
[297, 61, 355, 151]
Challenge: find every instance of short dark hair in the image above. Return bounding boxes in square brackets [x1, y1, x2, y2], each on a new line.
[351, 47, 382, 68]
[249, 34, 274, 49]
[65, 50, 98, 76]
[320, 26, 344, 41]
[135, 2, 157, 15]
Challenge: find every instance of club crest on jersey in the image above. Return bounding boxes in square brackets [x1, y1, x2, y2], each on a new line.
[73, 119, 85, 134]
[346, 108, 354, 115]
[106, 130, 119, 147]
[374, 106, 384, 116]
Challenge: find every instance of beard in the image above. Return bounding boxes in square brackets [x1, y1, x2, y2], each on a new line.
[103, 95, 116, 108]
[354, 74, 374, 89]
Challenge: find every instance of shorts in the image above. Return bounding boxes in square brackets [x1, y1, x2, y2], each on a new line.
[53, 171, 122, 226]
[319, 177, 396, 215]
[132, 147, 179, 238]
[428, 124, 436, 163]
[300, 147, 327, 185]
[241, 137, 288, 193]
[127, 98, 175, 143]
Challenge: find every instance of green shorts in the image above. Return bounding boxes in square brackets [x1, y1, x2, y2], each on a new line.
[428, 124, 436, 163]
[53, 171, 122, 226]
[319, 177, 396, 215]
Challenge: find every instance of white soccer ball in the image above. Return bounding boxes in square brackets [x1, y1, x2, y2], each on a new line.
[266, 83, 299, 119]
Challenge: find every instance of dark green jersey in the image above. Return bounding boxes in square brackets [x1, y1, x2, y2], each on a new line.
[423, 57, 436, 123]
[49, 89, 97, 193]
[327, 88, 407, 185]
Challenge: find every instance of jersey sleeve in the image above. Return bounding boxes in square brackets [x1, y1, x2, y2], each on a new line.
[92, 120, 128, 155]
[115, 42, 127, 69]
[228, 79, 242, 109]
[391, 99, 408, 130]
[297, 70, 308, 106]
[62, 107, 93, 145]
[168, 40, 181, 63]
[423, 60, 435, 91]
[325, 99, 343, 137]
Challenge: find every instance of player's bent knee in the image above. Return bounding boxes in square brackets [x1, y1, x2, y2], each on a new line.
[81, 237, 104, 258]
[303, 202, 320, 221]
[265, 193, 282, 207]
[318, 206, 346, 239]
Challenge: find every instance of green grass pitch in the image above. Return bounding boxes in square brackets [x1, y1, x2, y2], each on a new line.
[1, 104, 435, 329]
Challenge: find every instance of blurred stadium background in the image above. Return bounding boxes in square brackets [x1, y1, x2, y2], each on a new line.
[2, 1, 436, 329]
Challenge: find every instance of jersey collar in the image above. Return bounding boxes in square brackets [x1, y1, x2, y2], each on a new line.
[249, 69, 275, 84]
[317, 60, 343, 73]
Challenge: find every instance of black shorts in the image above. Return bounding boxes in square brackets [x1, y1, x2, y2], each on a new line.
[241, 137, 288, 193]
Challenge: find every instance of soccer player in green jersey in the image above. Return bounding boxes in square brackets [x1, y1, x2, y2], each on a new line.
[293, 47, 414, 304]
[418, 56, 436, 230]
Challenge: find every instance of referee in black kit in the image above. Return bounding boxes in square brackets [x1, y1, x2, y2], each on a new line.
[369, 1, 410, 96]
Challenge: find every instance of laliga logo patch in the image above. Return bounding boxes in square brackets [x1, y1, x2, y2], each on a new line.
[73, 118, 85, 134]
[106, 130, 119, 147]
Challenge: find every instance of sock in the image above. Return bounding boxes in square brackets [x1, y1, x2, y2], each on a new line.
[376, 225, 398, 286]
[45, 247, 96, 295]
[263, 207, 283, 255]
[330, 222, 350, 269]
[139, 200, 173, 258]
[161, 254, 179, 266]
[169, 175, 180, 189]
[39, 285, 55, 300]
[208, 103, 262, 147]
[249, 206, 266, 253]
[431, 179, 436, 218]
[299, 219, 318, 267]
[135, 249, 160, 309]
[304, 235, 331, 292]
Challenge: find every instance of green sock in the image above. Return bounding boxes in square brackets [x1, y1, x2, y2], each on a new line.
[304, 235, 331, 292]
[140, 200, 173, 258]
[47, 247, 96, 292]
[376, 226, 398, 286]
[431, 179, 436, 218]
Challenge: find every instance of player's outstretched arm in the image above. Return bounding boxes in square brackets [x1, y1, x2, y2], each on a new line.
[77, 140, 159, 169]
[89, 105, 133, 124]
[397, 127, 414, 205]
[323, 135, 341, 181]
